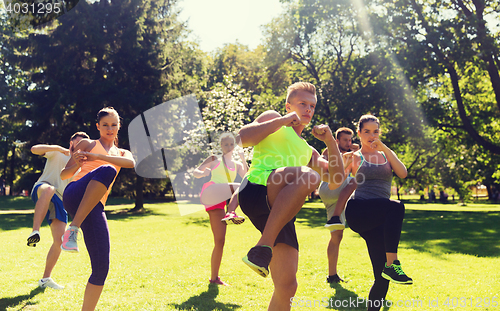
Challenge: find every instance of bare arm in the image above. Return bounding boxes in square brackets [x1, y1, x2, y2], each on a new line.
[79, 149, 136, 169]
[238, 110, 301, 147]
[371, 139, 407, 178]
[308, 125, 345, 188]
[193, 155, 217, 178]
[61, 139, 94, 180]
[237, 152, 249, 178]
[31, 144, 69, 156]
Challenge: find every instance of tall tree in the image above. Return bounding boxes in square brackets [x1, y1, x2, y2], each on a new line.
[8, 0, 207, 207]
[371, 0, 500, 154]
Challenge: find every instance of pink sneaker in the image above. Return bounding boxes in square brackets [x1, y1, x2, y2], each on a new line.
[221, 211, 245, 225]
[61, 226, 80, 253]
[209, 277, 229, 286]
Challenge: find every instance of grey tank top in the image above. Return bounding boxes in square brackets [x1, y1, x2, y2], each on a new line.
[318, 176, 354, 209]
[353, 151, 392, 199]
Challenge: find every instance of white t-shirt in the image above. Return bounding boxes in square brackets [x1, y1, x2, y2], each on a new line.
[31, 151, 71, 200]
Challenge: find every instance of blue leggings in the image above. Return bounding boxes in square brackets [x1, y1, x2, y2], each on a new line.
[63, 165, 117, 286]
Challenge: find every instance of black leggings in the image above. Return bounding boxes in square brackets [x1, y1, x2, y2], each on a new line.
[345, 198, 405, 311]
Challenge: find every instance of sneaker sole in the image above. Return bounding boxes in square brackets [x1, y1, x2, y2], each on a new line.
[381, 272, 413, 284]
[242, 255, 269, 277]
[221, 217, 245, 225]
[325, 223, 345, 231]
[27, 234, 40, 247]
[60, 246, 79, 253]
[230, 217, 245, 225]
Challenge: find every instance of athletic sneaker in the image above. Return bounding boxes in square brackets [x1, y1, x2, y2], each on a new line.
[61, 226, 80, 253]
[325, 216, 345, 231]
[27, 230, 40, 247]
[221, 211, 245, 225]
[326, 274, 344, 283]
[242, 245, 273, 277]
[38, 277, 64, 290]
[381, 260, 413, 284]
[209, 277, 229, 286]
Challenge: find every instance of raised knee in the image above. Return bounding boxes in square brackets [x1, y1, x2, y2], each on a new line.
[99, 165, 117, 177]
[302, 170, 320, 192]
[41, 185, 56, 196]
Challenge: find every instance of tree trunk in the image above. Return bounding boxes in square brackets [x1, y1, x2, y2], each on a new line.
[9, 144, 14, 196]
[3, 143, 8, 196]
[130, 175, 144, 212]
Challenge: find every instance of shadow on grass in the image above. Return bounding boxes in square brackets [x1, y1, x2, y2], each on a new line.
[0, 208, 164, 232]
[182, 217, 209, 227]
[401, 210, 500, 258]
[326, 283, 391, 311]
[0, 196, 34, 211]
[295, 205, 327, 228]
[297, 203, 500, 258]
[169, 283, 241, 311]
[0, 286, 45, 310]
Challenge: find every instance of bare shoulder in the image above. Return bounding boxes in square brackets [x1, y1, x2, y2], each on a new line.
[255, 110, 281, 124]
[75, 138, 95, 152]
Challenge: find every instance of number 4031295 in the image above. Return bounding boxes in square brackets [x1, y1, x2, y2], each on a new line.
[5, 1, 62, 15]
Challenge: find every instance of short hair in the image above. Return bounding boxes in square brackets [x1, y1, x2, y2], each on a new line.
[335, 127, 353, 140]
[286, 82, 316, 103]
[70, 132, 90, 141]
[357, 114, 380, 131]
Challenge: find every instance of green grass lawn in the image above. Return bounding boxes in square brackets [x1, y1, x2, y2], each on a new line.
[0, 196, 499, 310]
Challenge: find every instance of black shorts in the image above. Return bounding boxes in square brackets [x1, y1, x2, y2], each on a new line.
[238, 176, 299, 250]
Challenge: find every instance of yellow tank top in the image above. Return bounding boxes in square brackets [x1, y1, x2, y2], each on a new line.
[73, 140, 121, 206]
[210, 157, 237, 183]
[247, 126, 312, 186]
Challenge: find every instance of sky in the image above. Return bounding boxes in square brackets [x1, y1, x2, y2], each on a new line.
[177, 0, 285, 52]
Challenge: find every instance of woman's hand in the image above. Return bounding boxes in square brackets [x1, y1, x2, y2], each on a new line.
[370, 138, 387, 152]
[202, 167, 212, 178]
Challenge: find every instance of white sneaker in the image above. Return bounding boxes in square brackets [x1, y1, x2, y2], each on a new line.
[38, 277, 64, 290]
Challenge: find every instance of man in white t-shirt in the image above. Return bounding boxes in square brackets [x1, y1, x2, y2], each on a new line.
[27, 132, 89, 290]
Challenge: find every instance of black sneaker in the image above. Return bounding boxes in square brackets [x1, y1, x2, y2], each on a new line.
[327, 274, 344, 283]
[325, 216, 345, 231]
[27, 230, 40, 247]
[242, 245, 273, 277]
[381, 260, 413, 284]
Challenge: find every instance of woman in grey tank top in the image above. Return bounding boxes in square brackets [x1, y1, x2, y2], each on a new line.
[344, 115, 413, 311]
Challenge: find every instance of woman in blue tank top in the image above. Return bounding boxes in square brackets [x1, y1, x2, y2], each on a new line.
[342, 115, 413, 311]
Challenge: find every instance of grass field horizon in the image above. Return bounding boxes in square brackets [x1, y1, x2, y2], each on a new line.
[1, 196, 499, 310]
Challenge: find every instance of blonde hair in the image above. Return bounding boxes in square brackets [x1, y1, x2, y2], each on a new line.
[219, 132, 235, 145]
[286, 82, 316, 103]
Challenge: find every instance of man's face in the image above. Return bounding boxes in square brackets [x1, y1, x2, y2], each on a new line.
[336, 133, 352, 153]
[286, 90, 317, 125]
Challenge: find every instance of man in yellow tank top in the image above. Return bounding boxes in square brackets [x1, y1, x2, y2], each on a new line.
[237, 82, 346, 310]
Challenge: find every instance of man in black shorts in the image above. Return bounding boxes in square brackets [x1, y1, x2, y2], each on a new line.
[238, 82, 345, 310]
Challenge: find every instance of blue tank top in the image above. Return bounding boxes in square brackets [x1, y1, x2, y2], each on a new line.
[353, 151, 392, 199]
